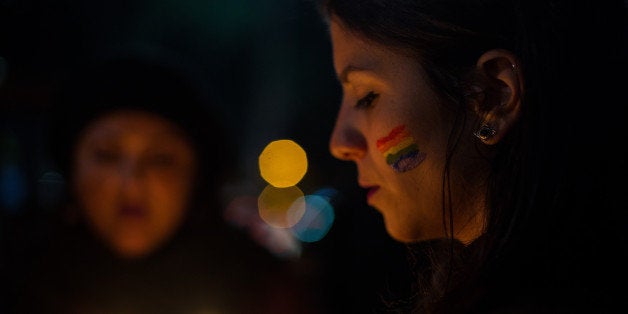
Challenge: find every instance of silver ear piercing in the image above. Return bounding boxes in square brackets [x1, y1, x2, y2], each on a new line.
[474, 124, 497, 141]
[511, 63, 518, 74]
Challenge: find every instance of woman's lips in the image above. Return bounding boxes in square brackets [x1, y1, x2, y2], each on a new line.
[118, 205, 147, 218]
[366, 186, 380, 200]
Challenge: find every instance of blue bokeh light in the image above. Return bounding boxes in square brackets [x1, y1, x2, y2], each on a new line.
[290, 194, 335, 243]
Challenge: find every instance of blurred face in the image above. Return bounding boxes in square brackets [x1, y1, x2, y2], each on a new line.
[73, 110, 197, 258]
[328, 18, 488, 244]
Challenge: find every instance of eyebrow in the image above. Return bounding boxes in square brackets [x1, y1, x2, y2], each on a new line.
[338, 65, 375, 84]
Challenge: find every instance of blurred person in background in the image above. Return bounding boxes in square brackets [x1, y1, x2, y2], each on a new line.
[5, 54, 313, 314]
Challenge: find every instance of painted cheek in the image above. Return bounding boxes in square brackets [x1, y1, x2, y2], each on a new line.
[376, 124, 426, 173]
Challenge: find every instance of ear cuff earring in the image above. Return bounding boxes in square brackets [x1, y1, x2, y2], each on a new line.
[474, 124, 497, 141]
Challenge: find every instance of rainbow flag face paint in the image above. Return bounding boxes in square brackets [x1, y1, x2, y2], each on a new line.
[376, 125, 426, 173]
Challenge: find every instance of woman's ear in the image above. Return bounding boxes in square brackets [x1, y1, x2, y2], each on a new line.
[473, 49, 524, 145]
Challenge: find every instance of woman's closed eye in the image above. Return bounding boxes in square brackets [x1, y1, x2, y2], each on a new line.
[147, 152, 176, 167]
[355, 91, 379, 109]
[92, 148, 120, 163]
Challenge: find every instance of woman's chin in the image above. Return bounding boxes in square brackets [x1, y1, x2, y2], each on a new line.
[384, 222, 419, 243]
[109, 236, 157, 259]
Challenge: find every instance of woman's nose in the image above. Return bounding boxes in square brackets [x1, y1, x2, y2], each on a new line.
[329, 110, 367, 162]
[119, 158, 144, 181]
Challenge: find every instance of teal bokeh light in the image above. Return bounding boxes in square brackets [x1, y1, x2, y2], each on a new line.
[290, 194, 335, 243]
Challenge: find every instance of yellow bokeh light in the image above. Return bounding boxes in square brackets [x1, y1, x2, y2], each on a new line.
[258, 185, 306, 228]
[258, 139, 308, 188]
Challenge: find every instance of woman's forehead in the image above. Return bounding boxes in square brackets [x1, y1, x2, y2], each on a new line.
[79, 109, 191, 143]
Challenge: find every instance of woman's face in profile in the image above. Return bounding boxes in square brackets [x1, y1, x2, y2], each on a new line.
[72, 109, 197, 258]
[328, 18, 487, 244]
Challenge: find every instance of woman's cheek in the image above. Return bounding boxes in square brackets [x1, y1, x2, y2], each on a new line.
[375, 124, 426, 173]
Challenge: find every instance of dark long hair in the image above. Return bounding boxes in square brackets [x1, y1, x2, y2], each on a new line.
[320, 0, 627, 312]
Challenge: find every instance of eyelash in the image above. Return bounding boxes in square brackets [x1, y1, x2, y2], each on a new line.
[355, 91, 379, 109]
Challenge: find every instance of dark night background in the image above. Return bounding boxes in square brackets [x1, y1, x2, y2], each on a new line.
[0, 0, 412, 313]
